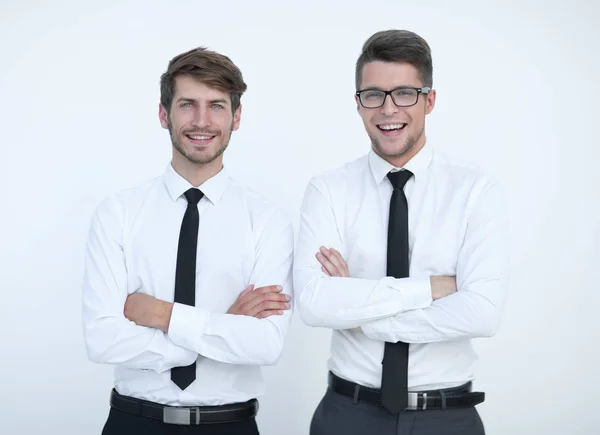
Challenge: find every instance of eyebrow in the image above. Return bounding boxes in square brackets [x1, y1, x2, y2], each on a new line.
[175, 97, 229, 105]
[208, 98, 228, 105]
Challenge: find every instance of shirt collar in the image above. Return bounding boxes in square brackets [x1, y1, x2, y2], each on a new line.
[369, 141, 433, 185]
[163, 163, 228, 205]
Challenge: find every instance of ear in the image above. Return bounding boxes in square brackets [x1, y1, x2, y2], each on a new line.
[232, 104, 242, 131]
[355, 94, 361, 113]
[159, 104, 169, 129]
[425, 89, 436, 115]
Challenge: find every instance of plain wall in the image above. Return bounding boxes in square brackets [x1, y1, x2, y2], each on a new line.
[1, 0, 599, 433]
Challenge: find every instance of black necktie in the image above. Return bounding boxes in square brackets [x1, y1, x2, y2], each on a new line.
[171, 187, 203, 390]
[381, 169, 414, 413]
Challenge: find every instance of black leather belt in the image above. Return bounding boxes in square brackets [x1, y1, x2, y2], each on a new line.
[109, 389, 259, 425]
[328, 371, 485, 411]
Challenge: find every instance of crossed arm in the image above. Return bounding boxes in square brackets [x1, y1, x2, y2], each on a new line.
[294, 177, 510, 343]
[82, 197, 294, 372]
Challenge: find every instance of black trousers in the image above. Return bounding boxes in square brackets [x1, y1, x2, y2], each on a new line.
[101, 407, 260, 435]
[310, 388, 485, 435]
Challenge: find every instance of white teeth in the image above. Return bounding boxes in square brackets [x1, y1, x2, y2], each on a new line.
[379, 124, 406, 130]
[189, 135, 212, 140]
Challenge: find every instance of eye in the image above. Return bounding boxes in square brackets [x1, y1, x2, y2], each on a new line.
[364, 91, 384, 100]
[212, 104, 224, 110]
[180, 102, 193, 108]
[394, 89, 416, 97]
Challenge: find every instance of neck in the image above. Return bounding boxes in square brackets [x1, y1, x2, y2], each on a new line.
[171, 155, 223, 187]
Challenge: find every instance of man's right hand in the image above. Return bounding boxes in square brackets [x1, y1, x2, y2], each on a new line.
[227, 285, 291, 319]
[430, 276, 457, 300]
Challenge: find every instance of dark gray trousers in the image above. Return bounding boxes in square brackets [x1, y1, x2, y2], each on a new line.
[310, 389, 485, 435]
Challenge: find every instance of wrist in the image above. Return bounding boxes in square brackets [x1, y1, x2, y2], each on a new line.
[153, 300, 173, 332]
[430, 277, 439, 300]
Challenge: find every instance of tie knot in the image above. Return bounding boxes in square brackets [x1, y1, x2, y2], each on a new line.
[184, 188, 204, 205]
[387, 170, 413, 190]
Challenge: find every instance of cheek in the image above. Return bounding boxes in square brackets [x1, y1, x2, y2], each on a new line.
[175, 119, 193, 134]
[172, 111, 193, 127]
[406, 110, 420, 125]
[359, 112, 375, 128]
[218, 112, 233, 125]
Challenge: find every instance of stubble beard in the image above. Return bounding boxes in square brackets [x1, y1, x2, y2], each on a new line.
[169, 118, 233, 165]
[369, 123, 425, 161]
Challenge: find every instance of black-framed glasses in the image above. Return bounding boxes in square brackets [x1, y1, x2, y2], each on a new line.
[356, 86, 431, 108]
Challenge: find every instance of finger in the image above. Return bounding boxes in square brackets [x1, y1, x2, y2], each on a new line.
[317, 252, 339, 276]
[316, 252, 339, 277]
[242, 293, 291, 316]
[256, 301, 290, 312]
[237, 284, 279, 305]
[327, 249, 349, 277]
[321, 265, 331, 276]
[254, 285, 283, 294]
[240, 284, 254, 296]
[322, 247, 343, 270]
[255, 310, 284, 319]
[243, 292, 290, 314]
[250, 293, 290, 304]
[328, 248, 344, 262]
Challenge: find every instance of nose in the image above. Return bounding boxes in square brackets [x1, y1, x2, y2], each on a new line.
[191, 106, 211, 129]
[380, 94, 399, 117]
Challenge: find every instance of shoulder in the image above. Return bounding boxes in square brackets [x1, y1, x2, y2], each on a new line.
[92, 176, 162, 223]
[432, 149, 501, 195]
[433, 149, 492, 179]
[432, 149, 507, 218]
[305, 154, 369, 197]
[226, 177, 292, 233]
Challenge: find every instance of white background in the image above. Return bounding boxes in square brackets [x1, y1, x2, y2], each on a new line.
[1, 0, 599, 434]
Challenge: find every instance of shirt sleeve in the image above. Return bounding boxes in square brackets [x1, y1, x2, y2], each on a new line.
[81, 196, 198, 372]
[167, 210, 294, 366]
[293, 177, 432, 330]
[361, 177, 510, 343]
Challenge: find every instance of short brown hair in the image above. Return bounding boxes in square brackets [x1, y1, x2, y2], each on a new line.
[355, 30, 433, 90]
[160, 47, 247, 113]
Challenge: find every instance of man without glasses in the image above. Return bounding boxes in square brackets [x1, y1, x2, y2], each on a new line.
[82, 47, 293, 435]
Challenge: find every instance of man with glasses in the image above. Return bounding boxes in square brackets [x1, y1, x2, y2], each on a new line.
[294, 29, 509, 434]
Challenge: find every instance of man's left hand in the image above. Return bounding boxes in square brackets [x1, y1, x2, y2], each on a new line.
[316, 246, 350, 277]
[124, 293, 172, 332]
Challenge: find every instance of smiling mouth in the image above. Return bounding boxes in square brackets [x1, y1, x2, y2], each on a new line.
[377, 123, 407, 132]
[185, 133, 216, 145]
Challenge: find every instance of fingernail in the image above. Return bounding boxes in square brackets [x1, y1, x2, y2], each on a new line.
[285, 295, 291, 301]
[278, 310, 283, 314]
[276, 285, 283, 290]
[285, 303, 290, 308]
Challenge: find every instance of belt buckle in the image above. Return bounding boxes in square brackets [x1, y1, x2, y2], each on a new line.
[405, 392, 427, 411]
[163, 407, 200, 425]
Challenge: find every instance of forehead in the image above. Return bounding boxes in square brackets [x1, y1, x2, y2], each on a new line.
[173, 75, 231, 103]
[360, 61, 422, 89]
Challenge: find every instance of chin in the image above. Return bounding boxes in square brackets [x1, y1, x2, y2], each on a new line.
[187, 152, 220, 165]
[374, 139, 413, 159]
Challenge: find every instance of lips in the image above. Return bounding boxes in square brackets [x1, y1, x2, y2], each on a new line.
[377, 123, 407, 131]
[184, 130, 218, 146]
[377, 123, 407, 136]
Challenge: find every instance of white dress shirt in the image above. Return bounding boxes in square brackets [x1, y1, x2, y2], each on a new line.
[294, 142, 510, 391]
[82, 164, 294, 406]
